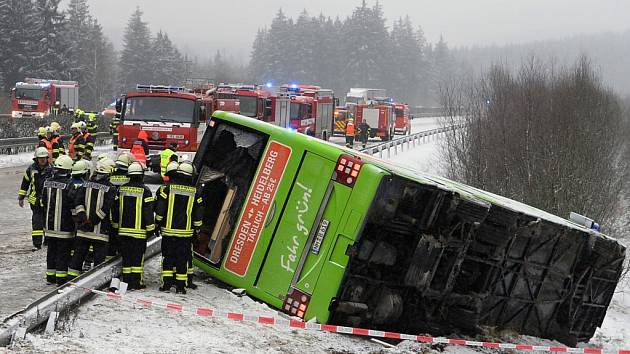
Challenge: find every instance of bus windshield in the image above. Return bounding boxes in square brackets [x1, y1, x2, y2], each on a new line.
[194, 120, 268, 265]
[124, 96, 196, 123]
[15, 88, 43, 100]
[238, 96, 257, 117]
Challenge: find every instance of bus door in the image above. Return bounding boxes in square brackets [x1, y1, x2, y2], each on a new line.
[255, 152, 336, 303]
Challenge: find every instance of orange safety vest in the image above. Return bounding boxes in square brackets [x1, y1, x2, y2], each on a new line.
[130, 143, 147, 167]
[346, 122, 355, 136]
[40, 138, 53, 154]
[69, 135, 79, 159]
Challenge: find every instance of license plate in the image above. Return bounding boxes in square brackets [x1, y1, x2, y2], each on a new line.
[311, 219, 330, 255]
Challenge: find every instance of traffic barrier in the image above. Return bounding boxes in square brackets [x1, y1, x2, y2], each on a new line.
[359, 125, 461, 158]
[68, 284, 629, 354]
[0, 132, 112, 155]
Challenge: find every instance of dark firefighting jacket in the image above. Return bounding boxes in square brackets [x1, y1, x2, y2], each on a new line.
[83, 132, 96, 160]
[18, 161, 51, 206]
[41, 172, 76, 238]
[155, 183, 203, 237]
[72, 174, 116, 242]
[111, 180, 155, 239]
[109, 171, 131, 187]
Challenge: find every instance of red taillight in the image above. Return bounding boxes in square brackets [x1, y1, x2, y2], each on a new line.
[283, 288, 311, 319]
[334, 154, 362, 187]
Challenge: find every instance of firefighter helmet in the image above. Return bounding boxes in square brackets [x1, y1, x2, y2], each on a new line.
[50, 121, 61, 132]
[71, 159, 90, 176]
[54, 155, 73, 171]
[70, 122, 79, 131]
[37, 127, 47, 136]
[127, 162, 144, 176]
[177, 161, 195, 177]
[165, 161, 179, 175]
[97, 153, 109, 161]
[79, 121, 87, 130]
[96, 158, 116, 174]
[45, 126, 53, 134]
[115, 153, 132, 168]
[34, 147, 49, 158]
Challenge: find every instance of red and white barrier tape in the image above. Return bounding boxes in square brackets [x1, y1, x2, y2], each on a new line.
[69, 284, 629, 354]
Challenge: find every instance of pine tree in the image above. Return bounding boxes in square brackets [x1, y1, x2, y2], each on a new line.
[118, 7, 153, 91]
[31, 0, 67, 79]
[390, 16, 425, 103]
[265, 9, 295, 84]
[212, 50, 232, 84]
[63, 0, 92, 82]
[249, 28, 269, 82]
[0, 0, 38, 91]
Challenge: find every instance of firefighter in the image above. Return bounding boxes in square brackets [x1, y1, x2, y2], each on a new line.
[18, 147, 52, 251]
[37, 126, 54, 161]
[50, 122, 65, 159]
[345, 118, 355, 148]
[68, 158, 117, 279]
[111, 162, 155, 290]
[155, 161, 203, 294]
[358, 121, 371, 149]
[107, 153, 132, 258]
[130, 131, 149, 167]
[159, 142, 178, 182]
[109, 113, 121, 151]
[71, 159, 91, 188]
[37, 126, 46, 141]
[74, 108, 85, 123]
[68, 123, 85, 161]
[86, 112, 98, 134]
[81, 121, 95, 161]
[41, 155, 76, 285]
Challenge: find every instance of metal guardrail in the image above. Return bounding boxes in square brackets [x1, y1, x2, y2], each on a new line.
[358, 126, 454, 158]
[0, 132, 112, 155]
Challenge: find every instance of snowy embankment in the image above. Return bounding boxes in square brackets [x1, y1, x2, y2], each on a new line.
[0, 144, 113, 169]
[7, 135, 630, 353]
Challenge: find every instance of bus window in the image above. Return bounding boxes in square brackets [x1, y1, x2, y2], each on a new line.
[195, 122, 268, 265]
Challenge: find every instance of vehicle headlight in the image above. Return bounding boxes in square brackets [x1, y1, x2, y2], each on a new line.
[11, 111, 19, 118]
[122, 137, 127, 143]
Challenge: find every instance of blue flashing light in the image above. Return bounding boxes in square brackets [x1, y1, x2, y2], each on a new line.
[389, 97, 394, 103]
[265, 82, 273, 88]
[290, 83, 298, 89]
[485, 99, 491, 105]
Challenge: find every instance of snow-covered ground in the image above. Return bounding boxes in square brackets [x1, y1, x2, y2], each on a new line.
[0, 144, 113, 169]
[1, 124, 629, 353]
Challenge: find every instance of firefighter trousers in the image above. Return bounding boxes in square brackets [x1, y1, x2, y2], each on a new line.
[120, 236, 146, 289]
[30, 204, 44, 248]
[161, 236, 190, 288]
[68, 237, 108, 278]
[345, 135, 354, 147]
[46, 237, 73, 285]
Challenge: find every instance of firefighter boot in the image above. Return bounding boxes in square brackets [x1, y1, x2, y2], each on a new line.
[186, 274, 198, 290]
[159, 277, 174, 292]
[46, 273, 56, 285]
[175, 275, 187, 294]
[175, 285, 187, 295]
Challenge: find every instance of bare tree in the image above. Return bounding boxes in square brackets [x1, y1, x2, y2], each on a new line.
[439, 56, 627, 228]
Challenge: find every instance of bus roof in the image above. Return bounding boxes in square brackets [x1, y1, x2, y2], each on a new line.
[211, 111, 608, 237]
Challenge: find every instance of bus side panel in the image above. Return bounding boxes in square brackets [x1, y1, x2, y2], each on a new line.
[255, 152, 335, 301]
[292, 183, 352, 293]
[305, 165, 387, 323]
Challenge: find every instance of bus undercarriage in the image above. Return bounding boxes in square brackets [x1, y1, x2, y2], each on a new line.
[330, 176, 625, 346]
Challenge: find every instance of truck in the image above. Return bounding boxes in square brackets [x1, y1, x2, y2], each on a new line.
[345, 88, 387, 106]
[192, 110, 625, 347]
[115, 84, 211, 171]
[212, 83, 270, 120]
[11, 78, 79, 118]
[272, 84, 334, 140]
[333, 106, 350, 136]
[354, 101, 395, 141]
[393, 103, 411, 135]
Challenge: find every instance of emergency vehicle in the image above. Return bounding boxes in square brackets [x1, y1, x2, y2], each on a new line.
[266, 84, 334, 140]
[11, 78, 79, 118]
[333, 106, 350, 136]
[213, 83, 271, 120]
[115, 84, 211, 171]
[393, 103, 411, 135]
[354, 101, 395, 141]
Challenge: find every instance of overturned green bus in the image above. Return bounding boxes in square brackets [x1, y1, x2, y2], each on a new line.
[192, 111, 625, 346]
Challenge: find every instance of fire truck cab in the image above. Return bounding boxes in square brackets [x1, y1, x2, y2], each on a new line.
[116, 84, 210, 171]
[266, 84, 333, 140]
[11, 78, 79, 118]
[393, 103, 411, 135]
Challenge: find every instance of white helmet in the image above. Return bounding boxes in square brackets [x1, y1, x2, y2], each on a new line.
[54, 155, 73, 170]
[127, 162, 144, 176]
[96, 158, 116, 174]
[34, 147, 49, 158]
[115, 153, 132, 169]
[177, 161, 194, 177]
[79, 121, 87, 130]
[71, 160, 90, 176]
[165, 161, 179, 175]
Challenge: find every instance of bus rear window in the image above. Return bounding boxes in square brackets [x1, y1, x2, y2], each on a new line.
[194, 121, 268, 266]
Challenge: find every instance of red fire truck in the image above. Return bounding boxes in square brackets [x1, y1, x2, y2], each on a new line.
[212, 83, 271, 120]
[116, 85, 211, 171]
[265, 84, 334, 140]
[393, 103, 411, 135]
[11, 78, 79, 118]
[354, 101, 395, 141]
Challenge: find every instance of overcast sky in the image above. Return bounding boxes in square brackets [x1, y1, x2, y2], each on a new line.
[70, 0, 630, 62]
